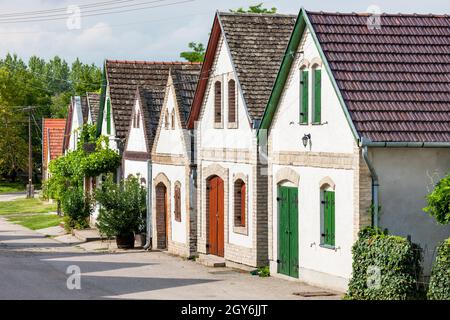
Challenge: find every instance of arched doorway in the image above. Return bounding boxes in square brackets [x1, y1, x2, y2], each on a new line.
[208, 176, 224, 257]
[155, 182, 168, 249]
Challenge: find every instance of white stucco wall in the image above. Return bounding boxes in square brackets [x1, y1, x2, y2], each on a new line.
[123, 159, 148, 182]
[268, 27, 358, 291]
[270, 30, 355, 154]
[372, 148, 450, 273]
[156, 86, 185, 156]
[126, 99, 147, 153]
[152, 163, 187, 244]
[198, 36, 253, 151]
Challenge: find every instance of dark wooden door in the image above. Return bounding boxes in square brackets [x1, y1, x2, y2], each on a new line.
[278, 186, 299, 278]
[155, 183, 167, 249]
[209, 176, 224, 257]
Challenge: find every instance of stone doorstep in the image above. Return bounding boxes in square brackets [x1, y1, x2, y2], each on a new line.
[196, 254, 226, 267]
[72, 228, 104, 242]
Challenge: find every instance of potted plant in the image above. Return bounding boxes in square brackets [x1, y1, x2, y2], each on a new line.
[95, 174, 147, 249]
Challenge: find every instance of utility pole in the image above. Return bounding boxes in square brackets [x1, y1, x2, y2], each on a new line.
[26, 107, 34, 198]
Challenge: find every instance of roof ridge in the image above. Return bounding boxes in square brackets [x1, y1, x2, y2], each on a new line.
[218, 11, 297, 18]
[105, 59, 202, 65]
[306, 10, 450, 18]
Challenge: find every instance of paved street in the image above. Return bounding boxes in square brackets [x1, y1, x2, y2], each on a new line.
[0, 217, 342, 300]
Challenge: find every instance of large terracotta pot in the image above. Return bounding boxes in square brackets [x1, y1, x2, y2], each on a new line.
[116, 233, 135, 249]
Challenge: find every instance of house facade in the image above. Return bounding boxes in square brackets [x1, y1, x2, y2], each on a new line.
[150, 68, 201, 257]
[258, 9, 450, 291]
[187, 12, 296, 267]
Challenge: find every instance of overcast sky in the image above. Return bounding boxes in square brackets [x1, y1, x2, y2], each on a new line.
[0, 0, 449, 66]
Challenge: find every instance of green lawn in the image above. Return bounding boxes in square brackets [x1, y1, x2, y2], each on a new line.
[7, 213, 63, 230]
[0, 198, 57, 215]
[0, 181, 26, 194]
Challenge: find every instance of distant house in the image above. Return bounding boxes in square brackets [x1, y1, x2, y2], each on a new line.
[187, 12, 296, 267]
[63, 93, 100, 154]
[258, 9, 450, 291]
[96, 60, 201, 180]
[42, 119, 66, 180]
[150, 68, 201, 257]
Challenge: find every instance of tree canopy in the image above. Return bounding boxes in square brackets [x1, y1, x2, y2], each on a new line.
[230, 3, 277, 14]
[0, 53, 102, 181]
[180, 42, 205, 62]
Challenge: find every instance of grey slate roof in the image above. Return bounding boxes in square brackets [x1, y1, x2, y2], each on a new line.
[171, 69, 200, 128]
[105, 60, 201, 140]
[308, 11, 450, 142]
[86, 92, 100, 124]
[219, 12, 297, 121]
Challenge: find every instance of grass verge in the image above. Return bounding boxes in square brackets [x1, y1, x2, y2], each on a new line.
[0, 198, 57, 215]
[7, 213, 63, 230]
[0, 181, 26, 194]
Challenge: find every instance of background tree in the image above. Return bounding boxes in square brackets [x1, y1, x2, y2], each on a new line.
[180, 42, 205, 62]
[0, 53, 102, 182]
[230, 3, 277, 14]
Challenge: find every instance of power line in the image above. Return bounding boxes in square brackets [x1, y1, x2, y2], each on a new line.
[0, 0, 195, 24]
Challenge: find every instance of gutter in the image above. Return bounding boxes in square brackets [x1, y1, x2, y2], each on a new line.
[361, 145, 379, 230]
[143, 159, 152, 250]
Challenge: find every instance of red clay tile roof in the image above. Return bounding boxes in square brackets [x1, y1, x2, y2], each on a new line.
[308, 11, 450, 142]
[43, 119, 66, 171]
[105, 60, 201, 140]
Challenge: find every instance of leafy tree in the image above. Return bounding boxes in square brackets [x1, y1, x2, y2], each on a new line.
[180, 42, 205, 62]
[230, 3, 277, 14]
[424, 173, 450, 225]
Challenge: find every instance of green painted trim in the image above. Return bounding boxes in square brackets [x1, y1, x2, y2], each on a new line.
[257, 9, 361, 143]
[257, 8, 306, 141]
[96, 62, 107, 137]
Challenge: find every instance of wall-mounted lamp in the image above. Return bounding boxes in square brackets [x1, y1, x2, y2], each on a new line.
[302, 133, 311, 148]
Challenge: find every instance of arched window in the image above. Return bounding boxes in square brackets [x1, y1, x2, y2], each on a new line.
[214, 81, 222, 124]
[320, 182, 335, 247]
[174, 182, 181, 222]
[299, 67, 309, 124]
[234, 179, 246, 227]
[136, 111, 140, 128]
[164, 110, 169, 129]
[171, 111, 175, 130]
[312, 65, 322, 124]
[228, 79, 236, 123]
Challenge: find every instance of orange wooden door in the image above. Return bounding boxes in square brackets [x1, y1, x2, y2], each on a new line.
[209, 176, 224, 257]
[156, 184, 167, 249]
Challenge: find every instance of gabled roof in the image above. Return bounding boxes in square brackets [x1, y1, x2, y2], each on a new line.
[171, 68, 201, 128]
[86, 92, 100, 123]
[187, 11, 296, 128]
[260, 9, 450, 144]
[103, 60, 201, 140]
[43, 119, 66, 168]
[135, 87, 166, 153]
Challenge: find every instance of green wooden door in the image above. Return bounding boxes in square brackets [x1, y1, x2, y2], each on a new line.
[278, 186, 299, 278]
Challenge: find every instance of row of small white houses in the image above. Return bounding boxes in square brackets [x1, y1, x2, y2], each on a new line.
[64, 9, 450, 291]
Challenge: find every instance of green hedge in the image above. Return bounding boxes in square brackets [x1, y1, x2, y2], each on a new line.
[346, 227, 424, 300]
[427, 238, 450, 300]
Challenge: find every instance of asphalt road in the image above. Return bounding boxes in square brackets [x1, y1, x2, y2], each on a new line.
[0, 217, 342, 300]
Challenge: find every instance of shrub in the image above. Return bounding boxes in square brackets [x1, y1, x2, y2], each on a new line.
[60, 186, 91, 231]
[427, 238, 450, 300]
[423, 173, 450, 225]
[95, 174, 146, 238]
[346, 227, 423, 300]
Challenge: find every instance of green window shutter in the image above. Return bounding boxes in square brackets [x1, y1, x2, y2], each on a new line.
[323, 191, 335, 246]
[300, 70, 308, 124]
[313, 69, 321, 124]
[106, 98, 111, 135]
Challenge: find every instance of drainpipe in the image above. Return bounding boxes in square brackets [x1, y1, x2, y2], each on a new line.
[143, 159, 152, 250]
[361, 141, 379, 230]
